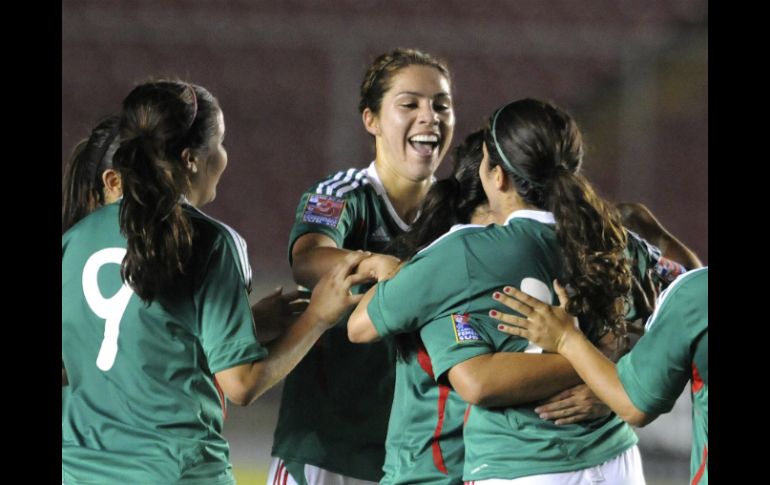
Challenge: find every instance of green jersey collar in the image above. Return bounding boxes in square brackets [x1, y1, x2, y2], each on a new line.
[504, 209, 555, 225]
[365, 161, 411, 232]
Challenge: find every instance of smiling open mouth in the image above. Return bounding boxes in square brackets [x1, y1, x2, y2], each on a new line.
[408, 134, 440, 156]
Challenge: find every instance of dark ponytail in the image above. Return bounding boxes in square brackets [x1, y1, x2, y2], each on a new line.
[546, 170, 630, 336]
[113, 81, 220, 302]
[485, 99, 631, 338]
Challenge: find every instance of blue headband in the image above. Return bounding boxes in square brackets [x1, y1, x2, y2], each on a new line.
[490, 105, 544, 188]
[89, 123, 120, 189]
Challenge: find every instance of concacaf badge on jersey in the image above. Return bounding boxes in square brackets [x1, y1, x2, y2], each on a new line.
[302, 194, 346, 227]
[654, 256, 686, 283]
[452, 313, 481, 343]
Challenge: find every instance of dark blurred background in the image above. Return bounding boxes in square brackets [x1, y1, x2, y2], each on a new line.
[62, 2, 707, 483]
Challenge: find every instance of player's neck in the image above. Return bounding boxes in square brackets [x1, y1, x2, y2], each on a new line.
[379, 172, 431, 224]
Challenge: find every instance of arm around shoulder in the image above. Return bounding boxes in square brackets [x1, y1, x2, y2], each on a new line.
[446, 352, 581, 407]
[214, 309, 329, 405]
[216, 250, 372, 405]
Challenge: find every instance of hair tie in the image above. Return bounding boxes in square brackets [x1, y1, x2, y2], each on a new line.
[490, 105, 544, 188]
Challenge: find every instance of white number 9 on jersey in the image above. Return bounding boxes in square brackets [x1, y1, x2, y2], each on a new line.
[82, 248, 135, 371]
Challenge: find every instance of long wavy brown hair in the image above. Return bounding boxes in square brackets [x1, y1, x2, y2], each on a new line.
[113, 80, 220, 302]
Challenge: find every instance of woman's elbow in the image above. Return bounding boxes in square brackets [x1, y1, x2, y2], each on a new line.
[348, 324, 366, 343]
[348, 321, 376, 343]
[226, 389, 253, 407]
[619, 407, 655, 427]
[226, 381, 262, 406]
[216, 363, 264, 406]
[347, 312, 379, 343]
[449, 370, 488, 406]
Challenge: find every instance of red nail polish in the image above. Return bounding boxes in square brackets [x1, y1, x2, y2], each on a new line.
[490, 310, 498, 317]
[493, 292, 501, 299]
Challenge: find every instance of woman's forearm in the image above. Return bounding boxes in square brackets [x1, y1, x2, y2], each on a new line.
[448, 352, 582, 407]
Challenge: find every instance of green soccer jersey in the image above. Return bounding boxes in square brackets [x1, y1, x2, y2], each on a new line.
[617, 267, 708, 484]
[272, 163, 407, 482]
[371, 224, 485, 485]
[379, 342, 467, 485]
[368, 210, 638, 481]
[62, 202, 266, 485]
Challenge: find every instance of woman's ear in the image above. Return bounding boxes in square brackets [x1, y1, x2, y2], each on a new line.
[181, 148, 198, 174]
[362, 108, 380, 137]
[101, 169, 122, 203]
[493, 164, 508, 191]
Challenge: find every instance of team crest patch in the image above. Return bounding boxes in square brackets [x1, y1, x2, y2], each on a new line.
[654, 257, 686, 283]
[452, 313, 481, 343]
[302, 194, 346, 227]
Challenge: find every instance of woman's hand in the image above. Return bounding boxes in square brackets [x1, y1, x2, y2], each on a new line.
[491, 281, 579, 353]
[251, 287, 311, 343]
[306, 251, 376, 327]
[534, 383, 611, 425]
[357, 253, 402, 281]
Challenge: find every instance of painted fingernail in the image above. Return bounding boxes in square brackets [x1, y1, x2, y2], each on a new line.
[498, 324, 505, 330]
[504, 286, 513, 294]
[492, 292, 501, 300]
[489, 310, 498, 317]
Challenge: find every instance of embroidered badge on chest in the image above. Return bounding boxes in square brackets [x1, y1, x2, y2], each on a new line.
[302, 194, 346, 227]
[452, 313, 481, 343]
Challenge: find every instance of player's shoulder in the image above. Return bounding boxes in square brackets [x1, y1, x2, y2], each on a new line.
[62, 202, 119, 247]
[483, 215, 553, 247]
[308, 166, 372, 199]
[417, 224, 487, 256]
[652, 267, 707, 314]
[185, 204, 252, 286]
[185, 205, 244, 245]
[645, 267, 707, 333]
[669, 266, 708, 292]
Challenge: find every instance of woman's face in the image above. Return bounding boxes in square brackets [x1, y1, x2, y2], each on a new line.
[189, 109, 228, 207]
[367, 65, 455, 183]
[479, 142, 519, 224]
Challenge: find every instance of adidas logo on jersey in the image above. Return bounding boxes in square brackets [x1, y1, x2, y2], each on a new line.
[369, 226, 390, 242]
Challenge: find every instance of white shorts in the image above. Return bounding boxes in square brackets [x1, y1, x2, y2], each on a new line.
[267, 457, 379, 485]
[465, 445, 645, 485]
